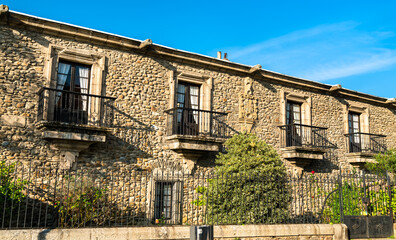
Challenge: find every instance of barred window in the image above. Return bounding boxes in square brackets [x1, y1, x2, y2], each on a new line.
[154, 182, 173, 220]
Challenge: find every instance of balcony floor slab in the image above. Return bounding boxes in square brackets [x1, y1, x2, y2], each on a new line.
[281, 146, 326, 168]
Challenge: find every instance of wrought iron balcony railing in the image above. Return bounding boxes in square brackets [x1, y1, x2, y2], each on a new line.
[37, 87, 115, 128]
[279, 124, 329, 149]
[344, 132, 387, 153]
[165, 107, 230, 138]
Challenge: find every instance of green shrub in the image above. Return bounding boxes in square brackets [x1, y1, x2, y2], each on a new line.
[56, 176, 107, 227]
[321, 181, 364, 224]
[368, 188, 396, 221]
[321, 180, 396, 223]
[0, 161, 27, 226]
[366, 149, 396, 176]
[206, 133, 291, 224]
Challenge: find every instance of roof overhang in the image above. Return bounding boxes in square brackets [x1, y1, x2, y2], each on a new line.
[1, 8, 394, 107]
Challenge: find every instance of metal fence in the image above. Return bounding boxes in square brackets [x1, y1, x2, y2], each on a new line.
[0, 161, 394, 229]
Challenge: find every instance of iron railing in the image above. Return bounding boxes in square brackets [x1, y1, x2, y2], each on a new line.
[165, 107, 230, 138]
[279, 124, 329, 148]
[37, 87, 115, 127]
[344, 132, 387, 153]
[1, 161, 393, 229]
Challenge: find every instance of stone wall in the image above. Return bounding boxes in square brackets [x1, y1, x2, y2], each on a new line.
[0, 11, 395, 176]
[0, 224, 348, 240]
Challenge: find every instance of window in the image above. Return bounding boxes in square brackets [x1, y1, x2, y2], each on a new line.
[54, 61, 91, 124]
[279, 90, 311, 126]
[286, 101, 302, 146]
[148, 169, 183, 224]
[154, 182, 173, 220]
[343, 104, 370, 153]
[348, 112, 361, 152]
[286, 101, 301, 125]
[167, 71, 214, 136]
[42, 45, 108, 126]
[175, 82, 200, 135]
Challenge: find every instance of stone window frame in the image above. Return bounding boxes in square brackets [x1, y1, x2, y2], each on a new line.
[168, 70, 213, 111]
[343, 104, 370, 134]
[146, 169, 183, 224]
[168, 70, 213, 134]
[279, 90, 312, 126]
[42, 44, 107, 123]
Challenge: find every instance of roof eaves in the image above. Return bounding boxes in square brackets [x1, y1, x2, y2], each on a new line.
[6, 10, 393, 106]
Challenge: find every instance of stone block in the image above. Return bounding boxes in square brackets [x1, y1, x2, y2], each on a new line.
[0, 114, 26, 127]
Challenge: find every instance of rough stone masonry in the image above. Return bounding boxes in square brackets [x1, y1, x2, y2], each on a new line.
[0, 8, 395, 176]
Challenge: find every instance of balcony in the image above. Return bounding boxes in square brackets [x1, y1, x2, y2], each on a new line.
[36, 87, 116, 169]
[164, 107, 230, 166]
[37, 87, 115, 128]
[344, 132, 387, 168]
[279, 124, 329, 167]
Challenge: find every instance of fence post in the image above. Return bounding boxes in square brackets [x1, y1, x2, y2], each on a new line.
[386, 173, 394, 222]
[338, 173, 343, 223]
[190, 225, 213, 240]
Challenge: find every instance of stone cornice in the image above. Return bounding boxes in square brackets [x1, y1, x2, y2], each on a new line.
[3, 10, 395, 108]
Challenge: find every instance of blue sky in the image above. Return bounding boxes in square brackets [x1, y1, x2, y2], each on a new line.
[4, 0, 396, 98]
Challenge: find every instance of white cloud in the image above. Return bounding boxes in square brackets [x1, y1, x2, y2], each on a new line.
[227, 22, 396, 82]
[230, 21, 359, 59]
[303, 50, 396, 81]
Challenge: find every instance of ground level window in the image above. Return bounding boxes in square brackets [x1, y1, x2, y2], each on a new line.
[154, 182, 173, 220]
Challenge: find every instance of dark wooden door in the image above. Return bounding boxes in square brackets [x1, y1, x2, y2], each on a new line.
[348, 112, 361, 152]
[286, 101, 302, 146]
[175, 82, 200, 135]
[54, 61, 91, 124]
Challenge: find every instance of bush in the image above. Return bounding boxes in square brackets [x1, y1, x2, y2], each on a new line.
[206, 133, 291, 224]
[366, 149, 396, 176]
[321, 181, 364, 224]
[56, 175, 107, 227]
[321, 180, 396, 223]
[0, 161, 27, 226]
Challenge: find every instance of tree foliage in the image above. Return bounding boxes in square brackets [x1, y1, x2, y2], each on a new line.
[0, 161, 27, 227]
[366, 149, 396, 175]
[206, 133, 291, 224]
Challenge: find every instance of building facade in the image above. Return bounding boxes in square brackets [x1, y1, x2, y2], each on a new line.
[1, 5, 396, 220]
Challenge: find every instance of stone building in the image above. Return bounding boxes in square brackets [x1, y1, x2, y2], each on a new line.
[0, 5, 395, 223]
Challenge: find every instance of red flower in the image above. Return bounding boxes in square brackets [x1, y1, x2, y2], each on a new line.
[311, 171, 315, 174]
